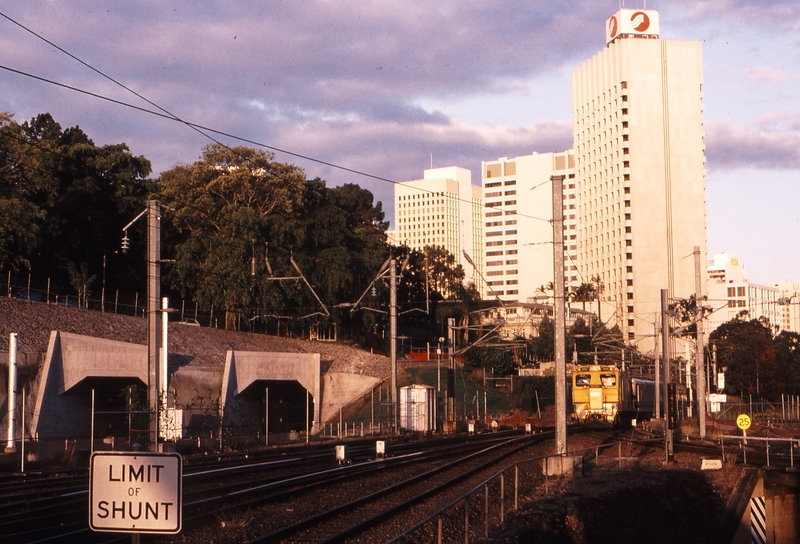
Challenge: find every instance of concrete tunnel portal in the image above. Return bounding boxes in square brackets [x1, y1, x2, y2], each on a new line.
[239, 379, 314, 435]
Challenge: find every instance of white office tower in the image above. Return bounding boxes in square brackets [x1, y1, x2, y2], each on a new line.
[707, 253, 779, 332]
[572, 9, 707, 349]
[392, 167, 483, 286]
[480, 151, 575, 302]
[774, 281, 800, 334]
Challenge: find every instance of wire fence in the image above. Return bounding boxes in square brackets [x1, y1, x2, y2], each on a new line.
[2, 270, 332, 338]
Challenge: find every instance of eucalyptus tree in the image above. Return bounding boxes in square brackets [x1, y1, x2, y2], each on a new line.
[159, 144, 306, 329]
[0, 112, 152, 297]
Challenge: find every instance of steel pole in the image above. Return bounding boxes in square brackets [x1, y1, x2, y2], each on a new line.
[694, 246, 707, 438]
[552, 174, 567, 455]
[662, 289, 674, 461]
[147, 200, 161, 451]
[5, 332, 18, 452]
[390, 258, 398, 432]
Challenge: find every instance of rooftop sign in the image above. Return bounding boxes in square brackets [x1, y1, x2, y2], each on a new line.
[606, 9, 660, 44]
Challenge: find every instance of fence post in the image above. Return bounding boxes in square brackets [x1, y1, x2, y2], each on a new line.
[438, 516, 443, 544]
[484, 484, 489, 538]
[464, 496, 470, 544]
[500, 473, 505, 523]
[514, 465, 518, 511]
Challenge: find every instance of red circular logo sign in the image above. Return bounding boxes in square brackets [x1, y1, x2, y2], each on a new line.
[608, 16, 618, 38]
[630, 11, 650, 32]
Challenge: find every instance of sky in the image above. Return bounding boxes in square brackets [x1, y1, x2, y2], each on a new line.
[1, 0, 799, 286]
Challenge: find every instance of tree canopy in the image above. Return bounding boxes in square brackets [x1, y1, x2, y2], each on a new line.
[708, 316, 800, 400]
[0, 112, 152, 297]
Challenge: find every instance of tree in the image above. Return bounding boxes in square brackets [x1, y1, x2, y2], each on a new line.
[0, 112, 152, 296]
[572, 282, 596, 311]
[710, 317, 778, 399]
[773, 331, 800, 396]
[160, 144, 306, 329]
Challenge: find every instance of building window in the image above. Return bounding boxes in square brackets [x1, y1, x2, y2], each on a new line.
[627, 292, 634, 300]
[507, 290, 519, 295]
[627, 279, 633, 286]
[506, 279, 518, 285]
[505, 190, 517, 196]
[727, 287, 736, 297]
[486, 241, 503, 247]
[506, 259, 518, 265]
[737, 286, 746, 296]
[628, 305, 634, 313]
[506, 230, 517, 235]
[485, 191, 502, 198]
[486, 231, 503, 237]
[504, 180, 517, 186]
[506, 269, 518, 275]
[486, 181, 502, 188]
[487, 271, 504, 276]
[505, 200, 517, 206]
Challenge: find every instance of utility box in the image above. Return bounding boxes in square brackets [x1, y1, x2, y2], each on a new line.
[399, 385, 435, 432]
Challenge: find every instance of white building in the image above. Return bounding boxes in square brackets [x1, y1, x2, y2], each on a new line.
[774, 281, 800, 334]
[480, 151, 575, 301]
[391, 167, 483, 285]
[571, 9, 707, 351]
[706, 253, 780, 332]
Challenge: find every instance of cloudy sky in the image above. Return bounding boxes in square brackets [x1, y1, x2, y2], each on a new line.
[1, 1, 799, 286]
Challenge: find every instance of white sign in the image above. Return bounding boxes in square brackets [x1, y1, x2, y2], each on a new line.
[606, 9, 660, 43]
[90, 452, 182, 534]
[709, 393, 727, 403]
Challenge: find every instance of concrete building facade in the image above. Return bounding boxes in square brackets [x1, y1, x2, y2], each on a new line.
[706, 253, 780, 332]
[391, 166, 483, 285]
[480, 151, 576, 302]
[774, 281, 800, 334]
[572, 9, 707, 350]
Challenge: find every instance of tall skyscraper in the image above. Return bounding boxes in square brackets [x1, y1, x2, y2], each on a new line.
[572, 9, 707, 349]
[480, 151, 575, 302]
[390, 166, 483, 285]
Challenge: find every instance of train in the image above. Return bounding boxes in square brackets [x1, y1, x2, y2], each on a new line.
[571, 364, 654, 427]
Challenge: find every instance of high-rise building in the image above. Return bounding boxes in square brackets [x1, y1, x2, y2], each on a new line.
[480, 151, 575, 302]
[572, 9, 707, 349]
[774, 281, 800, 334]
[707, 253, 780, 331]
[390, 167, 483, 285]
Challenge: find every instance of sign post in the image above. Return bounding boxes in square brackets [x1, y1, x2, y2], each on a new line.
[737, 413, 751, 463]
[90, 452, 182, 536]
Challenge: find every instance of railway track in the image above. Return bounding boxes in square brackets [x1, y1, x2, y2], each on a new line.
[0, 430, 533, 543]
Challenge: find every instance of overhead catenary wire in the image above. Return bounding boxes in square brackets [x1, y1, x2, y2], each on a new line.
[0, 9, 553, 228]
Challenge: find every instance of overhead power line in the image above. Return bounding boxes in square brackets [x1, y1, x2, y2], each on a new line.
[0, 9, 552, 225]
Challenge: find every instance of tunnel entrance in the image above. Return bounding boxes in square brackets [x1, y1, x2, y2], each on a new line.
[67, 377, 148, 446]
[239, 380, 313, 438]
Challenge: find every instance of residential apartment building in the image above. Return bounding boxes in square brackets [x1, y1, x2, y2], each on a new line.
[390, 166, 483, 285]
[571, 9, 707, 350]
[774, 281, 800, 334]
[706, 253, 780, 332]
[480, 151, 575, 302]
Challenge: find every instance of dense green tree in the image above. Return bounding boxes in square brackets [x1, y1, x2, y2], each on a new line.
[159, 144, 390, 332]
[159, 144, 307, 329]
[0, 112, 152, 297]
[773, 331, 800, 396]
[710, 317, 779, 399]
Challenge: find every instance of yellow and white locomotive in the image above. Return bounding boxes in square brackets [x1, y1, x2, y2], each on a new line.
[572, 364, 653, 427]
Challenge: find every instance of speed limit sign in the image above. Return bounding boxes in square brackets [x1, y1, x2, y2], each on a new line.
[736, 414, 751, 431]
